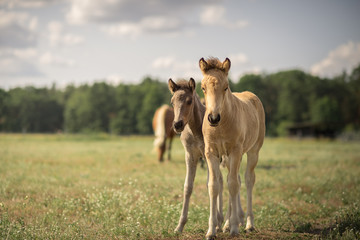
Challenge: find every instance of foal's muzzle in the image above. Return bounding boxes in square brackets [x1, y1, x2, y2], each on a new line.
[208, 113, 220, 126]
[173, 120, 184, 132]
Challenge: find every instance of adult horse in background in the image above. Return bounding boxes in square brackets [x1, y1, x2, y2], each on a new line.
[168, 78, 223, 233]
[199, 57, 265, 239]
[152, 104, 175, 162]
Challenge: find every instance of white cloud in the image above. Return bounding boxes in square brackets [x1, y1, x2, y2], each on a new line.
[0, 47, 76, 80]
[48, 21, 83, 47]
[152, 56, 197, 73]
[151, 56, 200, 80]
[105, 74, 123, 85]
[66, 0, 222, 37]
[11, 48, 38, 59]
[0, 0, 59, 9]
[66, 0, 149, 24]
[311, 41, 360, 77]
[152, 56, 176, 69]
[141, 16, 180, 32]
[0, 11, 38, 48]
[66, 0, 215, 25]
[222, 53, 263, 80]
[103, 22, 141, 37]
[230, 20, 249, 29]
[228, 53, 248, 65]
[0, 58, 40, 77]
[240, 66, 262, 76]
[66, 0, 108, 25]
[0, 48, 42, 77]
[200, 5, 249, 29]
[39, 52, 76, 67]
[103, 16, 181, 37]
[200, 5, 226, 25]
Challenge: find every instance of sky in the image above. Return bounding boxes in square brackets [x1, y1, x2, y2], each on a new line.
[0, 0, 360, 89]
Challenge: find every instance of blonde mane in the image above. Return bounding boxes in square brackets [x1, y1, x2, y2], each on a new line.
[199, 57, 230, 74]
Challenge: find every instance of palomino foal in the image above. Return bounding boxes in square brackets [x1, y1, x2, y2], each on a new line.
[152, 105, 175, 161]
[168, 78, 224, 233]
[199, 57, 265, 239]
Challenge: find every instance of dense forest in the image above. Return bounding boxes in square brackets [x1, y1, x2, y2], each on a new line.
[0, 64, 359, 137]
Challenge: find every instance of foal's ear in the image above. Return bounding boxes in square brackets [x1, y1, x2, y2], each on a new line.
[168, 78, 179, 94]
[199, 58, 208, 74]
[222, 58, 231, 74]
[189, 78, 196, 93]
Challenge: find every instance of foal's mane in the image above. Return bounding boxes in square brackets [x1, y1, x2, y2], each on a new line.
[201, 57, 227, 73]
[175, 79, 193, 91]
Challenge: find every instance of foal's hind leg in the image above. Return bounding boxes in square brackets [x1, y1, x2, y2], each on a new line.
[175, 150, 198, 233]
[217, 171, 224, 231]
[245, 150, 259, 232]
[237, 174, 245, 227]
[222, 195, 231, 232]
[158, 142, 166, 162]
[167, 137, 173, 161]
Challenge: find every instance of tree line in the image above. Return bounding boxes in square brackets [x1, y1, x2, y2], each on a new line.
[0, 64, 359, 137]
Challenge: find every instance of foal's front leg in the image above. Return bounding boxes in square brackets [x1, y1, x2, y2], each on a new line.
[175, 151, 198, 233]
[205, 152, 221, 240]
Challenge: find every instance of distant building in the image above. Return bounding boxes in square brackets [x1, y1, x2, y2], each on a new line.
[286, 122, 336, 138]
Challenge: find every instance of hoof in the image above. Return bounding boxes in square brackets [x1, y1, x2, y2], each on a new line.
[245, 227, 256, 233]
[222, 219, 230, 233]
[174, 226, 183, 234]
[206, 230, 216, 240]
[239, 219, 245, 227]
[230, 228, 239, 237]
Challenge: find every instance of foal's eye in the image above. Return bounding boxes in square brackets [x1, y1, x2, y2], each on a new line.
[224, 87, 228, 91]
[201, 87, 206, 92]
[187, 99, 192, 105]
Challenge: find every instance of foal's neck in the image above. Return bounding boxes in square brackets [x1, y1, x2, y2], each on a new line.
[188, 94, 204, 137]
[222, 90, 237, 120]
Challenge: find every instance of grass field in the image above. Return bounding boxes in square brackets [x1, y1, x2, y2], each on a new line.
[0, 134, 359, 239]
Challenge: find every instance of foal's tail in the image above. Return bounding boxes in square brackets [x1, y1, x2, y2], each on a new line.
[153, 105, 168, 149]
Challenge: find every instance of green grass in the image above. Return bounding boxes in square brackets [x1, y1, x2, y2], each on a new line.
[0, 134, 359, 239]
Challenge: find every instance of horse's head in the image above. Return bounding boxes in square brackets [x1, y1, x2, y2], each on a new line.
[168, 78, 196, 133]
[199, 57, 231, 127]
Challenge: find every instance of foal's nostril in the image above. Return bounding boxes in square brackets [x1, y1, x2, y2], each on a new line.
[208, 114, 221, 125]
[215, 114, 220, 123]
[174, 120, 184, 130]
[207, 114, 213, 123]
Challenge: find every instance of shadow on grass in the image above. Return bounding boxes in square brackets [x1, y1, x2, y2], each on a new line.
[257, 164, 296, 170]
[289, 204, 360, 239]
